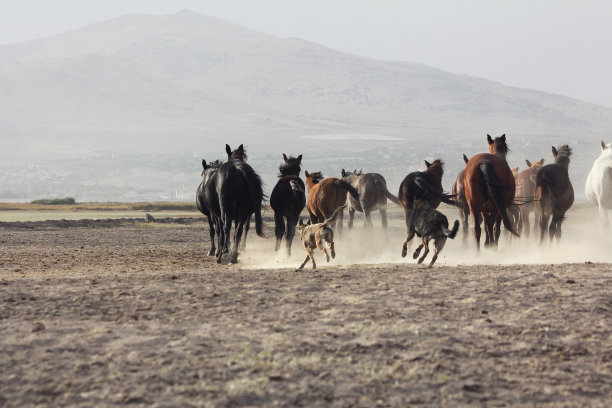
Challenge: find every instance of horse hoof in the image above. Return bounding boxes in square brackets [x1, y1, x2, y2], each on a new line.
[216, 259, 223, 264]
[331, 251, 335, 259]
[326, 256, 330, 262]
[417, 258, 424, 265]
[208, 249, 215, 256]
[412, 252, 419, 259]
[401, 249, 407, 258]
[230, 258, 238, 264]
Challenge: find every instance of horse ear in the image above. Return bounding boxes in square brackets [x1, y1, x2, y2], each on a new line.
[202, 159, 208, 169]
[225, 144, 232, 156]
[424, 160, 431, 168]
[552, 146, 558, 157]
[539, 158, 545, 165]
[463, 154, 469, 164]
[602, 140, 607, 150]
[341, 169, 346, 177]
[297, 154, 302, 163]
[525, 159, 532, 167]
[487, 134, 494, 145]
[359, 168, 363, 175]
[283, 153, 288, 162]
[304, 170, 310, 177]
[500, 134, 506, 142]
[238, 144, 244, 150]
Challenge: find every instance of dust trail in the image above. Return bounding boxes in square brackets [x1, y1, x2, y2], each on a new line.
[238, 205, 612, 269]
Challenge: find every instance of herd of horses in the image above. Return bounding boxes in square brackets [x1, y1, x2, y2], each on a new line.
[196, 136, 612, 266]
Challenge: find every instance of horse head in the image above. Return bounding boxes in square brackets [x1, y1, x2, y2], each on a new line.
[279, 154, 302, 177]
[424, 159, 445, 182]
[487, 134, 509, 157]
[226, 144, 248, 161]
[552, 145, 572, 169]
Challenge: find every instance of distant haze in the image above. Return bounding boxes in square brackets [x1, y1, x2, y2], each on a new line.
[0, 10, 610, 201]
[1, 1, 612, 107]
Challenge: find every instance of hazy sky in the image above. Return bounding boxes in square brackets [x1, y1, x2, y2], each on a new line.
[2, 0, 612, 107]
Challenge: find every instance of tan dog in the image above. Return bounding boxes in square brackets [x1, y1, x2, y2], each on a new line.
[297, 205, 346, 270]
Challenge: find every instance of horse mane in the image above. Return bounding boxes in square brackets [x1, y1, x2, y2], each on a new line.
[201, 159, 223, 176]
[493, 138, 510, 156]
[278, 156, 301, 177]
[307, 171, 324, 183]
[425, 159, 444, 180]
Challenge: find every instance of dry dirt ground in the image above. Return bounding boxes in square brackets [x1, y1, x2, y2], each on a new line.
[1, 220, 612, 407]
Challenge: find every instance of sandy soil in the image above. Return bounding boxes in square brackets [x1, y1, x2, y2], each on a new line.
[1, 218, 612, 407]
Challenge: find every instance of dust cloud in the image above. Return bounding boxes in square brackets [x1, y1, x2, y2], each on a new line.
[239, 205, 612, 270]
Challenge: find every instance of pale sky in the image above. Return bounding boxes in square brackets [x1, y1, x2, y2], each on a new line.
[1, 0, 612, 107]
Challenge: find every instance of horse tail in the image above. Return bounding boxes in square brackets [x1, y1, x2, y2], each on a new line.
[323, 205, 347, 225]
[479, 161, 519, 237]
[443, 220, 460, 239]
[414, 176, 459, 207]
[238, 163, 266, 237]
[336, 180, 359, 200]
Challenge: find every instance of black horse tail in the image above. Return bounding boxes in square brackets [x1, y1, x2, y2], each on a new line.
[323, 205, 347, 225]
[336, 179, 359, 200]
[414, 176, 459, 207]
[443, 220, 460, 239]
[480, 161, 519, 237]
[239, 163, 266, 237]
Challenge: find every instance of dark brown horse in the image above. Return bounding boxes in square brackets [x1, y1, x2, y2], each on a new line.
[304, 171, 359, 234]
[398, 159, 457, 253]
[463, 134, 519, 250]
[515, 158, 545, 238]
[270, 154, 306, 257]
[340, 169, 399, 230]
[196, 159, 223, 257]
[535, 145, 574, 244]
[451, 154, 470, 242]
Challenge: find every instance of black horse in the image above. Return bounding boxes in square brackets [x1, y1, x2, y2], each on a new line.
[213, 145, 265, 263]
[270, 154, 306, 257]
[535, 145, 574, 244]
[225, 144, 251, 250]
[196, 159, 223, 256]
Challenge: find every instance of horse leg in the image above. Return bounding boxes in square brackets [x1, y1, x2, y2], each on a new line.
[417, 240, 430, 264]
[598, 200, 610, 228]
[539, 213, 550, 245]
[207, 216, 216, 256]
[274, 213, 285, 252]
[285, 216, 298, 258]
[483, 213, 493, 248]
[336, 209, 344, 236]
[348, 206, 355, 229]
[363, 208, 373, 229]
[461, 206, 469, 244]
[218, 215, 232, 263]
[471, 210, 483, 252]
[523, 209, 531, 239]
[229, 219, 246, 263]
[240, 215, 250, 251]
[494, 216, 502, 247]
[380, 207, 388, 232]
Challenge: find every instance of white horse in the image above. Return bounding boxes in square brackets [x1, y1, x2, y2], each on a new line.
[585, 140, 612, 226]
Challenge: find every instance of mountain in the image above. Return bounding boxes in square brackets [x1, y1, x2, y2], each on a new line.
[0, 10, 609, 200]
[2, 10, 612, 155]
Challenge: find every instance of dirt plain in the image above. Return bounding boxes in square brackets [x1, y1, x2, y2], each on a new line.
[1, 213, 612, 407]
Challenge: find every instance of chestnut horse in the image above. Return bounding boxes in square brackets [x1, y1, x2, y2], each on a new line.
[463, 134, 519, 250]
[535, 145, 574, 244]
[304, 171, 359, 234]
[451, 154, 470, 242]
[515, 158, 545, 237]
